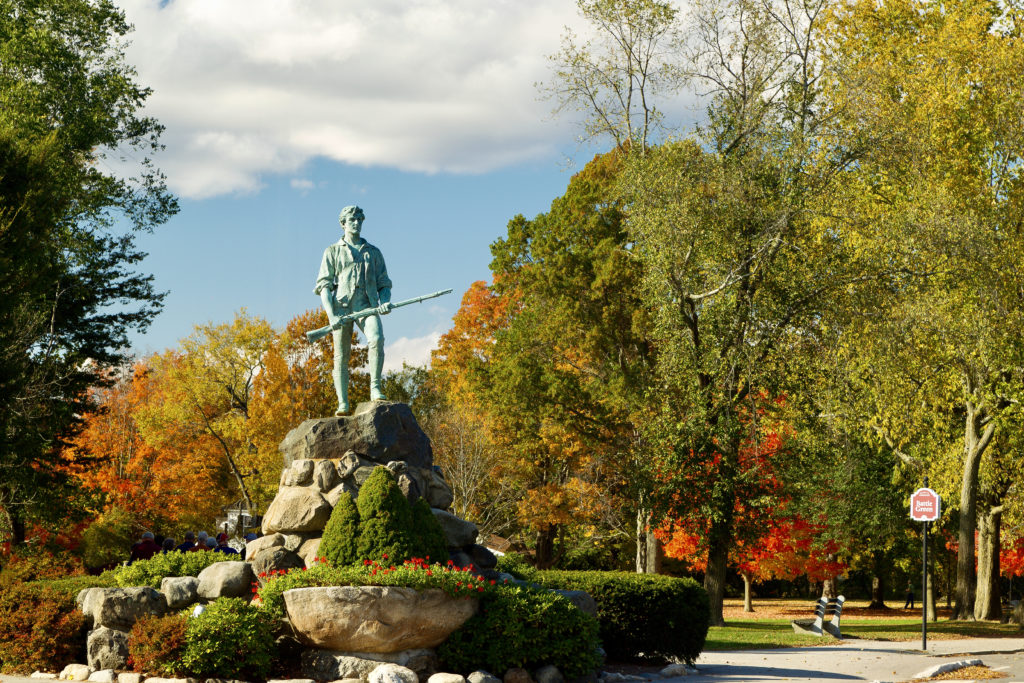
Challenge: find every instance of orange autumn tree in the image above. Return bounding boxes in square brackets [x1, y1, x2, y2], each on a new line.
[656, 425, 844, 611]
[134, 312, 277, 515]
[427, 281, 523, 541]
[439, 277, 634, 567]
[63, 362, 228, 532]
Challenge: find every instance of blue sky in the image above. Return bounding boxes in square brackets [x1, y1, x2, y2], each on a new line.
[117, 0, 697, 368]
[129, 152, 599, 368]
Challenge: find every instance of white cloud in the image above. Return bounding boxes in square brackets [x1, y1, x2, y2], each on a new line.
[290, 178, 315, 193]
[119, 0, 584, 198]
[383, 331, 442, 372]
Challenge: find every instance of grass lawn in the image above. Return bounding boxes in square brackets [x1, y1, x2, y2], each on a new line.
[704, 598, 1023, 651]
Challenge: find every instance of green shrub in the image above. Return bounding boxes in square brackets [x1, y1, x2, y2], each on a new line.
[128, 614, 187, 676]
[411, 497, 448, 563]
[113, 550, 230, 587]
[44, 572, 118, 595]
[529, 570, 709, 664]
[319, 493, 360, 567]
[318, 466, 449, 567]
[180, 598, 276, 680]
[0, 580, 89, 673]
[495, 552, 538, 581]
[356, 467, 416, 562]
[438, 583, 601, 678]
[79, 506, 134, 569]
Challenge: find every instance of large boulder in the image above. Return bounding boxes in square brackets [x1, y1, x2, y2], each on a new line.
[297, 536, 323, 567]
[262, 486, 332, 534]
[197, 561, 256, 600]
[432, 509, 478, 548]
[370, 663, 419, 683]
[80, 587, 166, 631]
[245, 532, 287, 558]
[86, 627, 129, 670]
[284, 586, 477, 652]
[553, 589, 598, 617]
[423, 469, 454, 510]
[59, 664, 93, 681]
[160, 577, 199, 610]
[250, 546, 306, 579]
[279, 402, 433, 468]
[300, 648, 437, 682]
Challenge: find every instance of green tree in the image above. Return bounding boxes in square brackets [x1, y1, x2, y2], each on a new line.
[619, 0, 873, 625]
[821, 0, 1024, 619]
[0, 0, 176, 544]
[487, 149, 652, 569]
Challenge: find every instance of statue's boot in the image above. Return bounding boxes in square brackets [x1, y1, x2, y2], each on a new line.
[334, 345, 350, 415]
[369, 342, 387, 401]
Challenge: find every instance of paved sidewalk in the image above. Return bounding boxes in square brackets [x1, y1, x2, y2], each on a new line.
[681, 637, 1024, 683]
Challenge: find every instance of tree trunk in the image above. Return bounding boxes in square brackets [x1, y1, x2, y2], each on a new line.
[743, 572, 754, 612]
[926, 568, 937, 622]
[952, 396, 994, 620]
[822, 555, 839, 598]
[974, 506, 1002, 621]
[635, 508, 662, 574]
[535, 525, 558, 569]
[704, 509, 733, 627]
[10, 507, 25, 546]
[869, 552, 887, 608]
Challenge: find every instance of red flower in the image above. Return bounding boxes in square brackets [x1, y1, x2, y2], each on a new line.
[477, 586, 484, 592]
[383, 553, 389, 560]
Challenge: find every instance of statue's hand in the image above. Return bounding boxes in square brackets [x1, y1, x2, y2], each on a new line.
[376, 302, 393, 315]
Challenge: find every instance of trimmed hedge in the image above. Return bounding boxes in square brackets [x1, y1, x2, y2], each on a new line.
[528, 570, 709, 664]
[438, 583, 601, 678]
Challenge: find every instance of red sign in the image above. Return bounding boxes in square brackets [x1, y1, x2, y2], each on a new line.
[910, 488, 941, 522]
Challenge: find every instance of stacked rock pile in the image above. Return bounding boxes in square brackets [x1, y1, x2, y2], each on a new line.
[246, 401, 497, 577]
[73, 562, 256, 672]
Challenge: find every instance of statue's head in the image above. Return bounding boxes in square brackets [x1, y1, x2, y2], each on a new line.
[339, 205, 365, 225]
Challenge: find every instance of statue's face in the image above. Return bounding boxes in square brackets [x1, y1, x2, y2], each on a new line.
[342, 214, 363, 241]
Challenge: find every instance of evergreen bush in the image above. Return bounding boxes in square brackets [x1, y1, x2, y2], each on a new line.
[438, 583, 601, 678]
[411, 497, 448, 563]
[529, 570, 709, 664]
[319, 493, 360, 567]
[319, 466, 448, 566]
[180, 598, 275, 680]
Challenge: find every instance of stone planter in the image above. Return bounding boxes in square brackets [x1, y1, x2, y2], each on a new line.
[284, 585, 478, 653]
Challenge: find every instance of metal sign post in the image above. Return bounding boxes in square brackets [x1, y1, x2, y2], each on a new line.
[910, 478, 941, 651]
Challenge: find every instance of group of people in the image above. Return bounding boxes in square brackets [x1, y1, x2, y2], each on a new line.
[129, 530, 258, 563]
